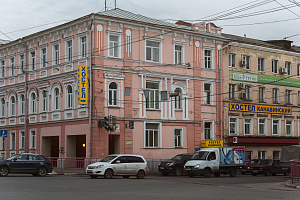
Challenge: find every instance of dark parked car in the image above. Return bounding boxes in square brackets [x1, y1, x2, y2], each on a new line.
[251, 159, 289, 176]
[0, 153, 53, 177]
[240, 159, 261, 175]
[158, 154, 193, 176]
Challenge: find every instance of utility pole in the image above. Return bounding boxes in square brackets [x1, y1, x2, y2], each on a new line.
[115, 0, 117, 9]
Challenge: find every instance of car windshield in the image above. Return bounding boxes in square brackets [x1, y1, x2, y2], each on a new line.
[100, 156, 117, 162]
[250, 160, 259, 165]
[6, 155, 18, 160]
[171, 155, 184, 161]
[191, 151, 209, 160]
[259, 160, 270, 165]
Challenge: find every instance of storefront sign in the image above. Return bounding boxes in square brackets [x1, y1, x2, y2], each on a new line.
[77, 65, 87, 104]
[229, 103, 292, 115]
[201, 140, 223, 148]
[232, 71, 300, 88]
[126, 141, 132, 145]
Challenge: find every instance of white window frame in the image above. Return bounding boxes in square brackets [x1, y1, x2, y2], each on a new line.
[29, 92, 37, 114]
[20, 94, 25, 115]
[9, 95, 16, 117]
[53, 44, 60, 65]
[273, 151, 281, 160]
[297, 64, 300, 77]
[258, 57, 265, 72]
[174, 88, 182, 110]
[29, 130, 36, 149]
[10, 131, 16, 150]
[52, 87, 60, 111]
[285, 119, 293, 136]
[41, 90, 47, 112]
[144, 123, 160, 148]
[108, 82, 119, 107]
[259, 87, 266, 102]
[9, 57, 15, 76]
[0, 60, 5, 78]
[273, 88, 279, 103]
[108, 34, 121, 58]
[272, 118, 281, 136]
[229, 53, 236, 68]
[146, 81, 160, 110]
[41, 48, 47, 68]
[66, 40, 73, 62]
[30, 51, 36, 70]
[242, 55, 250, 70]
[204, 49, 212, 69]
[245, 85, 252, 100]
[244, 117, 253, 135]
[285, 61, 292, 76]
[174, 45, 183, 65]
[203, 83, 213, 105]
[0, 137, 6, 151]
[204, 120, 214, 140]
[79, 36, 87, 58]
[0, 98, 5, 117]
[19, 131, 25, 150]
[145, 40, 161, 63]
[272, 59, 278, 74]
[258, 117, 267, 135]
[286, 90, 292, 104]
[174, 128, 183, 148]
[229, 116, 238, 135]
[66, 85, 73, 109]
[258, 151, 267, 159]
[19, 54, 24, 74]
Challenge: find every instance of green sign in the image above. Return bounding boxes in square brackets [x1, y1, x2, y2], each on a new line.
[232, 71, 300, 88]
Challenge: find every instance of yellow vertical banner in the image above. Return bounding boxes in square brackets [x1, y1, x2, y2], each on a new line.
[77, 65, 88, 104]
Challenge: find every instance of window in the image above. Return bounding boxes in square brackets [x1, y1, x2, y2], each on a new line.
[286, 119, 293, 136]
[229, 117, 238, 135]
[1, 137, 6, 151]
[245, 85, 251, 100]
[273, 151, 280, 160]
[272, 60, 278, 74]
[20, 54, 24, 73]
[30, 92, 36, 114]
[108, 82, 118, 106]
[42, 91, 47, 112]
[145, 123, 159, 148]
[258, 118, 267, 135]
[285, 61, 291, 76]
[109, 35, 120, 58]
[174, 88, 182, 110]
[174, 129, 182, 148]
[146, 41, 160, 62]
[66, 86, 73, 109]
[258, 57, 265, 72]
[204, 121, 213, 140]
[204, 50, 212, 69]
[20, 94, 25, 115]
[10, 132, 15, 150]
[242, 55, 250, 70]
[286, 90, 292, 104]
[1, 98, 5, 117]
[245, 151, 252, 162]
[66, 40, 73, 62]
[259, 87, 266, 102]
[273, 88, 279, 103]
[229, 84, 236, 100]
[175, 45, 183, 65]
[30, 51, 35, 70]
[258, 151, 266, 159]
[1, 60, 5, 78]
[298, 91, 300, 105]
[19, 131, 25, 150]
[204, 83, 212, 105]
[146, 82, 159, 109]
[41, 48, 47, 68]
[272, 118, 281, 136]
[244, 118, 252, 135]
[53, 45, 59, 65]
[10, 57, 15, 76]
[80, 36, 87, 58]
[54, 88, 60, 110]
[298, 64, 300, 77]
[30, 130, 36, 149]
[229, 53, 236, 67]
[10, 96, 16, 116]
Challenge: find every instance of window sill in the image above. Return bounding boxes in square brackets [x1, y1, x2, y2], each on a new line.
[259, 101, 266, 103]
[175, 109, 183, 112]
[146, 109, 161, 111]
[108, 106, 121, 108]
[10, 149, 16, 151]
[201, 104, 215, 106]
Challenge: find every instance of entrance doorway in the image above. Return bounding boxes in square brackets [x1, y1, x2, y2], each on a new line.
[109, 135, 120, 154]
[66, 135, 86, 157]
[42, 136, 59, 157]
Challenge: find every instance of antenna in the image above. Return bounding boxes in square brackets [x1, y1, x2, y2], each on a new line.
[115, 0, 117, 9]
[105, 0, 107, 11]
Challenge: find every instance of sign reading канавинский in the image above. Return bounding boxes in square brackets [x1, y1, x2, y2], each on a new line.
[229, 103, 292, 115]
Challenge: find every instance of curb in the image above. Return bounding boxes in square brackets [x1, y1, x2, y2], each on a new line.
[285, 180, 300, 189]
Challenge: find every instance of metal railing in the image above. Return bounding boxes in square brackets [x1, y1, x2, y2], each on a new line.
[290, 159, 300, 185]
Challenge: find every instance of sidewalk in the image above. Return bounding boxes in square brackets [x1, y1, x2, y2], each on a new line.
[285, 180, 300, 189]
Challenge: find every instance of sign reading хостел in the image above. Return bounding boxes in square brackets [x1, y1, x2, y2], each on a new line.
[77, 65, 87, 105]
[229, 103, 292, 115]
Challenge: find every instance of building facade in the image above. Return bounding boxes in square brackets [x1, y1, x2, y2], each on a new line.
[222, 34, 300, 161]
[0, 9, 225, 159]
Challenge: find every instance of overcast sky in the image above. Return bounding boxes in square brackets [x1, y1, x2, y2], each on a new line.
[1, 0, 300, 46]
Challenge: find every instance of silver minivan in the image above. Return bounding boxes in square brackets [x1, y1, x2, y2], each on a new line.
[86, 154, 148, 179]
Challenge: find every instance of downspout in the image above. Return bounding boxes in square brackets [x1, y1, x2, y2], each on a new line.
[88, 14, 94, 158]
[23, 42, 28, 153]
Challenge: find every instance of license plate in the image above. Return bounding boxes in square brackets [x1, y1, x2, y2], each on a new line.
[253, 170, 258, 173]
[160, 167, 165, 169]
[87, 170, 92, 173]
[185, 168, 191, 171]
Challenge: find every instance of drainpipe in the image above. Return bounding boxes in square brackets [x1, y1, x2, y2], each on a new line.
[23, 42, 28, 153]
[88, 14, 94, 158]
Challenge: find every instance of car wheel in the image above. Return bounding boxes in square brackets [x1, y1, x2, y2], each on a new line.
[136, 170, 145, 179]
[104, 169, 113, 179]
[37, 167, 47, 177]
[203, 168, 211, 178]
[0, 166, 9, 176]
[122, 176, 130, 178]
[214, 172, 221, 177]
[229, 168, 237, 177]
[90, 175, 98, 179]
[284, 171, 289, 176]
[32, 173, 38, 176]
[264, 170, 271, 176]
[161, 172, 169, 176]
[174, 167, 182, 176]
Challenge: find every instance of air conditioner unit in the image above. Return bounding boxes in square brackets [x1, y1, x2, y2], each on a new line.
[240, 60, 246, 67]
[240, 93, 246, 99]
[239, 83, 246, 89]
[280, 68, 287, 74]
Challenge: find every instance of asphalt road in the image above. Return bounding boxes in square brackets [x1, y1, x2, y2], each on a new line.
[0, 174, 299, 200]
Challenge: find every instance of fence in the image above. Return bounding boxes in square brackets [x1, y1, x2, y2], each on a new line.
[290, 159, 300, 185]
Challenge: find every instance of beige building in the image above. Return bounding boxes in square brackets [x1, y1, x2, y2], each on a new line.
[222, 34, 300, 161]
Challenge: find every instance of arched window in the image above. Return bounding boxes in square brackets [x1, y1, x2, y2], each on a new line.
[66, 85, 73, 109]
[174, 88, 182, 110]
[42, 90, 47, 112]
[30, 93, 36, 114]
[1, 98, 5, 117]
[20, 94, 25, 115]
[109, 82, 118, 106]
[54, 88, 60, 110]
[10, 96, 16, 116]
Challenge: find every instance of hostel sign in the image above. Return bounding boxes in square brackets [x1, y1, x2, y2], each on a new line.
[77, 65, 87, 105]
[229, 103, 292, 115]
[201, 140, 223, 148]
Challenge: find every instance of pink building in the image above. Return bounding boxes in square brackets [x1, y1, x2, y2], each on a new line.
[0, 9, 226, 159]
